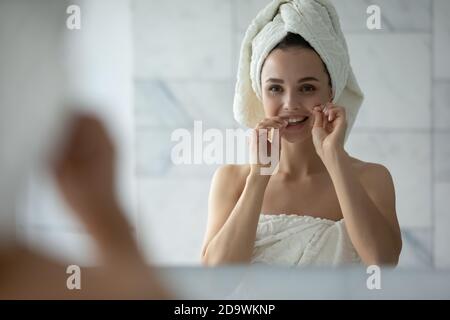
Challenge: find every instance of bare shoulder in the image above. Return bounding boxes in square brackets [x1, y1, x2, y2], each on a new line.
[347, 155, 396, 211]
[348, 156, 393, 185]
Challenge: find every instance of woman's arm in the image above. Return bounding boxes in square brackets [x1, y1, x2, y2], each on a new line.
[312, 104, 402, 266]
[201, 165, 270, 266]
[201, 117, 287, 266]
[324, 148, 402, 266]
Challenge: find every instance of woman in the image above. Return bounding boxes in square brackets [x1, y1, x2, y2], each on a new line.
[201, 0, 402, 267]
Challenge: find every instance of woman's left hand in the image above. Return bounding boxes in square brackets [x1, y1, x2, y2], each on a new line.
[311, 102, 347, 161]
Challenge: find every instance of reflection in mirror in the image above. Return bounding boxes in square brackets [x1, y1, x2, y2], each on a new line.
[200, 0, 402, 267]
[134, 0, 446, 270]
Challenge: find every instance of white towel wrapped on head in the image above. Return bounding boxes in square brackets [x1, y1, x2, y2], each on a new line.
[233, 0, 364, 143]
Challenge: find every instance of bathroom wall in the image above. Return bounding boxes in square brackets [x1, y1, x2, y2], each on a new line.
[132, 0, 450, 268]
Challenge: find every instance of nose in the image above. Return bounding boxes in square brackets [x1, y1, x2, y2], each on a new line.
[282, 91, 301, 111]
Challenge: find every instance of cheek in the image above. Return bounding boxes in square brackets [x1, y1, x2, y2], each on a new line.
[321, 84, 333, 100]
[262, 95, 281, 116]
[293, 92, 323, 107]
[320, 87, 331, 99]
[306, 88, 331, 105]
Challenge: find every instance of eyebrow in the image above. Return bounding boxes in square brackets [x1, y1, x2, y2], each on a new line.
[265, 77, 319, 83]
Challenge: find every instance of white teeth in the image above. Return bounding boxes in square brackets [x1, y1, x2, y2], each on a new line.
[288, 117, 307, 123]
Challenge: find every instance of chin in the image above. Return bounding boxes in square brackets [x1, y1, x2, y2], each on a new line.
[281, 131, 312, 144]
[281, 120, 314, 144]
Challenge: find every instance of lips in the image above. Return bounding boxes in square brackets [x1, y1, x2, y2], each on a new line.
[286, 116, 309, 127]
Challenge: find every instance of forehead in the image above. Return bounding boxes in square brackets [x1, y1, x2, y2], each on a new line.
[261, 48, 325, 79]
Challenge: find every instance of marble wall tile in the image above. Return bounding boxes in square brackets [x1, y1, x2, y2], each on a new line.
[166, 162, 219, 180]
[133, 0, 233, 80]
[234, 0, 431, 34]
[398, 228, 433, 268]
[434, 132, 450, 183]
[434, 183, 450, 268]
[135, 80, 193, 129]
[136, 128, 175, 177]
[334, 0, 431, 33]
[167, 81, 237, 129]
[433, 82, 450, 129]
[135, 79, 237, 129]
[235, 0, 271, 33]
[135, 79, 238, 177]
[137, 126, 245, 178]
[433, 0, 450, 79]
[136, 177, 210, 265]
[347, 34, 431, 130]
[346, 132, 432, 228]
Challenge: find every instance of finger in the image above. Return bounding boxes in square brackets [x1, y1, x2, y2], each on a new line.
[272, 116, 289, 123]
[322, 103, 334, 120]
[328, 106, 345, 122]
[271, 127, 282, 157]
[257, 120, 286, 130]
[269, 117, 289, 128]
[257, 128, 274, 145]
[327, 108, 337, 122]
[313, 107, 323, 128]
[256, 125, 284, 135]
[324, 101, 336, 114]
[322, 105, 329, 129]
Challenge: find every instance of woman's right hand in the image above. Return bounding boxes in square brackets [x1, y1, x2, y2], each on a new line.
[52, 114, 143, 263]
[249, 116, 288, 176]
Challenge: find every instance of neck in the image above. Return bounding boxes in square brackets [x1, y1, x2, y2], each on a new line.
[277, 137, 327, 179]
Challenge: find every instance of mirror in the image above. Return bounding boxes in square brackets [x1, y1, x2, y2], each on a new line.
[7, 0, 448, 274]
[132, 0, 447, 270]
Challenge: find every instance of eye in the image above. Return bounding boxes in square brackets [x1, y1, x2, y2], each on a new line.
[267, 85, 283, 95]
[300, 84, 316, 93]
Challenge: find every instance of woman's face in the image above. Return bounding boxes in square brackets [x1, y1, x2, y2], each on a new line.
[261, 47, 332, 143]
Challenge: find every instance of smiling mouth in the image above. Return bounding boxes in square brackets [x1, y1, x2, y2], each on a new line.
[286, 117, 309, 127]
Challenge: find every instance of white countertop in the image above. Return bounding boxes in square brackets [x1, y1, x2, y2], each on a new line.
[156, 265, 450, 299]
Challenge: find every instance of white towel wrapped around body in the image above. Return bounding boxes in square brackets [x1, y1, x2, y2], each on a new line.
[252, 214, 362, 266]
[233, 0, 364, 143]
